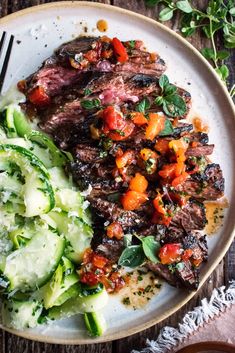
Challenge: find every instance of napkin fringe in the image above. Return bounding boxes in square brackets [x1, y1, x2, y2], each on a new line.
[131, 280, 235, 353]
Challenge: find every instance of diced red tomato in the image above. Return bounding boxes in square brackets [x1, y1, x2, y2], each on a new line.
[171, 171, 189, 187]
[80, 272, 99, 286]
[158, 164, 177, 179]
[108, 121, 135, 141]
[116, 150, 135, 169]
[129, 173, 148, 193]
[102, 106, 134, 141]
[159, 243, 182, 265]
[153, 212, 172, 226]
[154, 139, 169, 155]
[28, 86, 50, 106]
[106, 222, 124, 240]
[145, 113, 165, 141]
[121, 190, 148, 211]
[112, 37, 128, 63]
[102, 106, 125, 131]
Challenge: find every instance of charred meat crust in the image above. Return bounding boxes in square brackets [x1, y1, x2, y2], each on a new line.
[176, 163, 224, 200]
[87, 197, 146, 229]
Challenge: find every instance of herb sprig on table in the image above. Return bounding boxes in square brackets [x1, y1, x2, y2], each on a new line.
[145, 0, 235, 97]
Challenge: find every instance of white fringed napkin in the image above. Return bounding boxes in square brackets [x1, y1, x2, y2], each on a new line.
[132, 280, 235, 353]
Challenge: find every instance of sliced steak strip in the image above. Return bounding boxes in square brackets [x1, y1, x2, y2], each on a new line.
[91, 233, 124, 263]
[146, 262, 180, 287]
[175, 260, 199, 289]
[176, 163, 224, 200]
[182, 232, 208, 262]
[169, 200, 207, 234]
[87, 197, 146, 229]
[186, 144, 214, 157]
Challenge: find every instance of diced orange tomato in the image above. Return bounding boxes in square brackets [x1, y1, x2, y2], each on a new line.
[169, 138, 188, 153]
[28, 86, 50, 106]
[191, 141, 199, 148]
[174, 161, 186, 177]
[192, 258, 203, 267]
[150, 52, 157, 62]
[116, 150, 135, 169]
[154, 139, 169, 155]
[159, 243, 182, 265]
[129, 173, 148, 193]
[140, 148, 158, 161]
[182, 249, 193, 262]
[121, 190, 148, 211]
[112, 37, 129, 63]
[82, 248, 94, 264]
[100, 36, 112, 43]
[171, 171, 189, 187]
[145, 113, 165, 141]
[92, 254, 109, 268]
[131, 112, 148, 126]
[158, 164, 177, 179]
[106, 222, 124, 240]
[153, 194, 165, 215]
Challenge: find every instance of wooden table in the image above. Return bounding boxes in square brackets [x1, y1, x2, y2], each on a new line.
[0, 1, 234, 352]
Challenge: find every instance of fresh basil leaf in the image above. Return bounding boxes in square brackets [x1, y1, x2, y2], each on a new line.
[118, 245, 145, 268]
[158, 118, 174, 136]
[136, 98, 151, 113]
[163, 95, 187, 117]
[141, 236, 160, 263]
[159, 75, 170, 90]
[201, 47, 215, 60]
[159, 7, 174, 21]
[176, 0, 193, 13]
[81, 98, 101, 110]
[123, 234, 133, 248]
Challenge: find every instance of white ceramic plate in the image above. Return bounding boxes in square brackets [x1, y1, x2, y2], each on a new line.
[0, 1, 235, 344]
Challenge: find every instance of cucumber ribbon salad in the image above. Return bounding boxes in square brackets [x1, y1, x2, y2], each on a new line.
[0, 102, 107, 337]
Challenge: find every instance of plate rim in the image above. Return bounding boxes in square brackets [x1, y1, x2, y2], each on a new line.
[0, 0, 235, 345]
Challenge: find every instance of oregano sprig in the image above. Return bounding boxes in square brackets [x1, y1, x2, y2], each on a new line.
[155, 75, 187, 117]
[145, 0, 235, 96]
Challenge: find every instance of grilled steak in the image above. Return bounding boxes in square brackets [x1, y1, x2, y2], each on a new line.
[88, 197, 146, 229]
[176, 164, 224, 200]
[169, 200, 207, 233]
[147, 262, 180, 287]
[175, 260, 199, 289]
[91, 234, 124, 263]
[22, 37, 166, 103]
[186, 144, 214, 157]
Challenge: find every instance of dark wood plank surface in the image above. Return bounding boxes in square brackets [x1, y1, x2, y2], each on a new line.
[0, 1, 234, 352]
